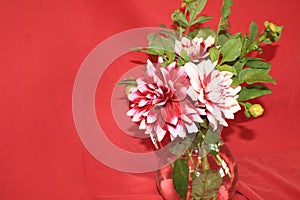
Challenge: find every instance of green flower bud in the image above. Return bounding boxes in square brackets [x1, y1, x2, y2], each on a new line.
[265, 21, 282, 33]
[249, 104, 264, 118]
[263, 21, 283, 43]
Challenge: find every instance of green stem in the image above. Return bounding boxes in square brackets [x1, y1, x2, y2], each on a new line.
[238, 101, 247, 108]
[202, 154, 210, 171]
[258, 31, 267, 43]
[186, 149, 194, 165]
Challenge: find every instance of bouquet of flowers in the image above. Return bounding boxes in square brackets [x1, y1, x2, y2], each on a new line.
[119, 0, 282, 199]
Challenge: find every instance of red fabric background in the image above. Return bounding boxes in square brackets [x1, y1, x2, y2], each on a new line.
[1, 0, 299, 199]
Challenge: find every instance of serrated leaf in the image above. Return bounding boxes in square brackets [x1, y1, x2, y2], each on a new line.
[172, 9, 189, 28]
[187, 0, 207, 23]
[209, 47, 219, 63]
[247, 60, 271, 70]
[239, 68, 276, 84]
[220, 38, 242, 64]
[217, 64, 237, 75]
[191, 170, 222, 199]
[172, 158, 189, 199]
[249, 21, 258, 42]
[238, 84, 271, 101]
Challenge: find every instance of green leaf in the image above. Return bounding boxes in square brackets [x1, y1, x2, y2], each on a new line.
[249, 21, 258, 42]
[180, 49, 190, 62]
[190, 170, 222, 199]
[204, 128, 219, 144]
[147, 33, 175, 56]
[247, 60, 271, 70]
[117, 79, 136, 86]
[177, 49, 190, 66]
[187, 0, 207, 23]
[239, 68, 276, 84]
[231, 77, 243, 87]
[233, 60, 246, 73]
[217, 64, 237, 75]
[158, 29, 179, 41]
[164, 51, 176, 66]
[172, 9, 189, 28]
[217, 32, 230, 46]
[177, 57, 186, 67]
[238, 84, 271, 101]
[230, 32, 242, 39]
[168, 134, 195, 157]
[172, 158, 189, 199]
[243, 57, 263, 62]
[220, 38, 242, 64]
[240, 36, 250, 57]
[218, 0, 233, 32]
[196, 27, 216, 39]
[158, 24, 168, 29]
[209, 47, 219, 63]
[146, 47, 163, 55]
[191, 16, 213, 26]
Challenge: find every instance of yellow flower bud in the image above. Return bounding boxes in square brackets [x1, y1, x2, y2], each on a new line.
[269, 23, 277, 32]
[249, 104, 264, 118]
[265, 21, 282, 33]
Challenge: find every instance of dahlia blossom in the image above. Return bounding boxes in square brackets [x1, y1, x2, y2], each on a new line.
[175, 36, 215, 63]
[184, 59, 241, 130]
[127, 58, 203, 145]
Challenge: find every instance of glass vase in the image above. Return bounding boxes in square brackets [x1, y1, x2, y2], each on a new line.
[156, 142, 238, 200]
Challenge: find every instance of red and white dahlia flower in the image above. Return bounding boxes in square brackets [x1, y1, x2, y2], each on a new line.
[175, 36, 215, 63]
[127, 58, 203, 145]
[184, 59, 241, 130]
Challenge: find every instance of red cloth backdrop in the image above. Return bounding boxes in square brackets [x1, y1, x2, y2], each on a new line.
[1, 0, 300, 199]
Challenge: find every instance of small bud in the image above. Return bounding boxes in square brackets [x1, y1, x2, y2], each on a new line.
[269, 22, 282, 33]
[263, 21, 283, 43]
[249, 104, 264, 118]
